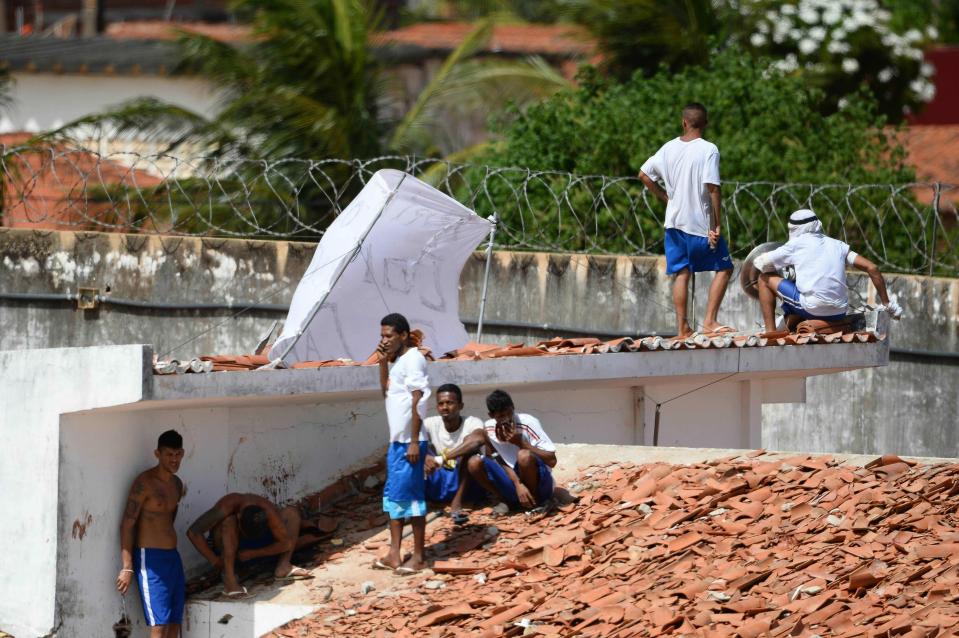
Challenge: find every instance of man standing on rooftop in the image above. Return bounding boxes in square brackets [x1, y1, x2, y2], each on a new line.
[640, 102, 734, 338]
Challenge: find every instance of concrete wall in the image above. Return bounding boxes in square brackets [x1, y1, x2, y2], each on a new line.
[1, 228, 956, 456]
[0, 344, 148, 638]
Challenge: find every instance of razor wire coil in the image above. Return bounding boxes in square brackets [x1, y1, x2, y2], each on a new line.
[1, 144, 955, 277]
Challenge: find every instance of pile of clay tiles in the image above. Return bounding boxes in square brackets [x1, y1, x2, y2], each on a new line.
[269, 452, 959, 638]
[153, 327, 880, 374]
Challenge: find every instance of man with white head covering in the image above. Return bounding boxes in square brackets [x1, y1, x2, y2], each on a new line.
[753, 209, 902, 332]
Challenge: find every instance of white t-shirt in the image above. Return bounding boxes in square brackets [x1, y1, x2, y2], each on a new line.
[423, 415, 484, 456]
[385, 348, 431, 443]
[640, 137, 721, 238]
[483, 413, 556, 468]
[764, 234, 858, 316]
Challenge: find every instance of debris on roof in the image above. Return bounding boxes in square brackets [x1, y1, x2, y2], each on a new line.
[264, 452, 959, 638]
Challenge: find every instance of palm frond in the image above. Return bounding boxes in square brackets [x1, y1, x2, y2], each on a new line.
[388, 18, 494, 152]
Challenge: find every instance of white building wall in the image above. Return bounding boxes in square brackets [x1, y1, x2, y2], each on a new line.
[1, 73, 218, 152]
[0, 344, 147, 638]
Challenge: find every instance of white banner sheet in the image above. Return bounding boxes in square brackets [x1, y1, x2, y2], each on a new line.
[273, 169, 493, 365]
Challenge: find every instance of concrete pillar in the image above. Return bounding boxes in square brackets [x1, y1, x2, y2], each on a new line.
[740, 380, 763, 448]
[80, 0, 97, 37]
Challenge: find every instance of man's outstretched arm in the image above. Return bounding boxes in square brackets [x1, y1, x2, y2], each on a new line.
[852, 254, 901, 317]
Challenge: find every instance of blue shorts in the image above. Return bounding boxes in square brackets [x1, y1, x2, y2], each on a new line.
[425, 463, 488, 503]
[383, 441, 429, 520]
[665, 228, 733, 274]
[477, 456, 554, 507]
[425, 466, 460, 502]
[134, 548, 185, 626]
[777, 280, 845, 321]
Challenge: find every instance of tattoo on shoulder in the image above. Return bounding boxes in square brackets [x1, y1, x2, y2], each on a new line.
[131, 479, 146, 496]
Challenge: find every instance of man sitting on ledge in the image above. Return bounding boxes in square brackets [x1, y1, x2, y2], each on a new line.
[186, 494, 317, 598]
[468, 389, 557, 510]
[753, 209, 902, 332]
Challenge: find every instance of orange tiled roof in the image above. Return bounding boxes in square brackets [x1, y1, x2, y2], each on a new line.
[103, 19, 595, 57]
[267, 452, 959, 637]
[901, 125, 959, 210]
[156, 327, 880, 374]
[105, 20, 252, 42]
[372, 22, 595, 57]
[0, 134, 163, 232]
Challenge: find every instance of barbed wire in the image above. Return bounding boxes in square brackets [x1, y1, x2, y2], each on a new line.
[1, 144, 956, 276]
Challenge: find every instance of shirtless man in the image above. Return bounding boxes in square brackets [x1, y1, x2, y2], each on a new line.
[116, 430, 186, 638]
[186, 494, 313, 597]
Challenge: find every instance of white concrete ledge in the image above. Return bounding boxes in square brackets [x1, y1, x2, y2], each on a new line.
[147, 341, 889, 407]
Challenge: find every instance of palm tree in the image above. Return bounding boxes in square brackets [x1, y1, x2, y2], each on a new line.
[41, 0, 569, 234]
[52, 0, 568, 160]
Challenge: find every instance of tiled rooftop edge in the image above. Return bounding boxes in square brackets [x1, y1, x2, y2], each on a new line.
[146, 339, 889, 406]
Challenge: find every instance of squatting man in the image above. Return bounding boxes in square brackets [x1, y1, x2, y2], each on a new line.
[751, 209, 903, 330]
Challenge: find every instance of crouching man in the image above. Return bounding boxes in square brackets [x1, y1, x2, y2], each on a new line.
[423, 383, 486, 523]
[753, 209, 902, 332]
[468, 389, 557, 510]
[186, 494, 313, 598]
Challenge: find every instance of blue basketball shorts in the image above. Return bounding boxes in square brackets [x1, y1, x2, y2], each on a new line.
[777, 279, 845, 321]
[664, 228, 733, 274]
[134, 547, 185, 626]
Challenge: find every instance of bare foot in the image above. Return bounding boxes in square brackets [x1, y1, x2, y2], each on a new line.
[673, 317, 694, 337]
[373, 552, 412, 569]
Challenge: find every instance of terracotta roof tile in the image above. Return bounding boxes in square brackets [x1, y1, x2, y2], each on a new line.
[1, 134, 163, 231]
[371, 22, 595, 58]
[102, 19, 596, 59]
[260, 452, 959, 638]
[155, 324, 885, 374]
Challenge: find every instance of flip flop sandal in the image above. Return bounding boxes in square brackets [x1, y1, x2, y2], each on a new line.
[373, 552, 413, 570]
[222, 587, 252, 600]
[275, 566, 314, 582]
[394, 565, 423, 576]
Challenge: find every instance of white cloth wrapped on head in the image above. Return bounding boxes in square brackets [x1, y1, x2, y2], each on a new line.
[787, 208, 823, 238]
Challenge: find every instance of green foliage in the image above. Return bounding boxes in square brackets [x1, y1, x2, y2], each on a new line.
[564, 0, 938, 121]
[885, 0, 959, 44]
[403, 0, 565, 23]
[473, 48, 934, 270]
[489, 48, 913, 183]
